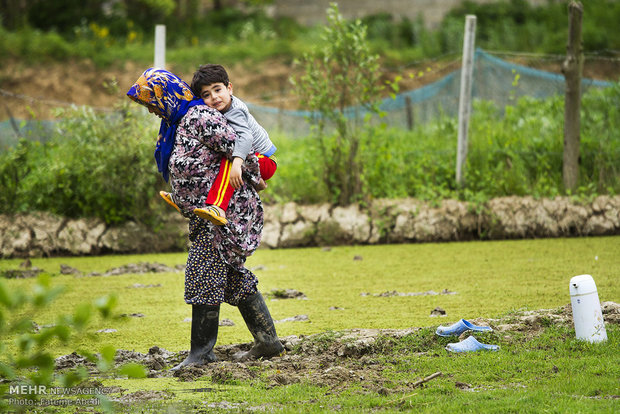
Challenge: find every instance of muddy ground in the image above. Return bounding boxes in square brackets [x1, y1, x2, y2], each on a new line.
[52, 301, 619, 408]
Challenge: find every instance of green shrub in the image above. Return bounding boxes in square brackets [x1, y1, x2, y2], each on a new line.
[1, 84, 617, 226]
[0, 139, 41, 213]
[580, 82, 620, 192]
[3, 1, 620, 69]
[0, 103, 165, 225]
[261, 134, 327, 205]
[292, 4, 383, 205]
[4, 1, 620, 72]
[0, 274, 122, 412]
[273, 83, 620, 204]
[443, 0, 620, 55]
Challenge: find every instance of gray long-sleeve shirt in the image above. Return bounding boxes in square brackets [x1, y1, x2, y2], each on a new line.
[224, 96, 276, 161]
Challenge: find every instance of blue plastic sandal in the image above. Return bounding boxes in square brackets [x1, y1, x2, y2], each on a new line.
[435, 318, 492, 337]
[445, 336, 499, 353]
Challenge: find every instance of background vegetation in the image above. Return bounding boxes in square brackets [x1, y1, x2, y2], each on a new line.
[1, 0, 620, 68]
[292, 4, 383, 205]
[0, 83, 618, 225]
[0, 104, 166, 225]
[0, 0, 619, 225]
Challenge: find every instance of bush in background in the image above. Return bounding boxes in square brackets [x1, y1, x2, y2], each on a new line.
[0, 103, 165, 226]
[0, 84, 618, 227]
[267, 82, 620, 204]
[2, 1, 620, 69]
[292, 4, 383, 205]
[442, 0, 620, 55]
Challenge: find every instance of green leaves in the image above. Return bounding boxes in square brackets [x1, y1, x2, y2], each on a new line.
[118, 363, 148, 379]
[94, 295, 118, 319]
[292, 4, 383, 205]
[0, 104, 163, 226]
[0, 280, 14, 309]
[31, 274, 64, 307]
[0, 277, 123, 412]
[274, 81, 619, 204]
[97, 345, 117, 372]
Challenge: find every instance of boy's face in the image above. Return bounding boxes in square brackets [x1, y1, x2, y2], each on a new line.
[200, 82, 233, 112]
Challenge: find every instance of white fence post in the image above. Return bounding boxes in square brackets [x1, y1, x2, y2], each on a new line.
[456, 15, 476, 187]
[154, 24, 166, 69]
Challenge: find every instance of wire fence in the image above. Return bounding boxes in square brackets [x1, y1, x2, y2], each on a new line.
[245, 49, 613, 136]
[0, 48, 616, 150]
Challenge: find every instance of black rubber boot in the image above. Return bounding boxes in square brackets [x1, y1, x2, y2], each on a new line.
[233, 293, 285, 361]
[170, 304, 219, 370]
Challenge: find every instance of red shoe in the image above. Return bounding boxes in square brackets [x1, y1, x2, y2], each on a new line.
[160, 191, 180, 213]
[193, 205, 228, 226]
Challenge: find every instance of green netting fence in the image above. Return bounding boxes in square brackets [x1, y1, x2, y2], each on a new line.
[0, 49, 613, 149]
[244, 49, 612, 136]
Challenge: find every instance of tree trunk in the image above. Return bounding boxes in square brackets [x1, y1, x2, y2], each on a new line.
[561, 1, 583, 192]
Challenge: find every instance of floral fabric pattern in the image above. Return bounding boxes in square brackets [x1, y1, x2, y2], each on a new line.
[169, 105, 264, 271]
[126, 68, 195, 119]
[184, 219, 259, 306]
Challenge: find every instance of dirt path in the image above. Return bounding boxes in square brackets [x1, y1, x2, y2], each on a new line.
[5, 55, 614, 123]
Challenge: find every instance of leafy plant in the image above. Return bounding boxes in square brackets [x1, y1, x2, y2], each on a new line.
[0, 103, 166, 225]
[272, 82, 619, 205]
[2, 0, 620, 69]
[0, 273, 146, 412]
[292, 3, 383, 205]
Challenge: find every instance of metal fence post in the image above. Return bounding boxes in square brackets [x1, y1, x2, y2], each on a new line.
[154, 25, 166, 69]
[456, 15, 476, 187]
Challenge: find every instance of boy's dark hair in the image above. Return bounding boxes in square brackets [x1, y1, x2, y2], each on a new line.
[191, 64, 230, 96]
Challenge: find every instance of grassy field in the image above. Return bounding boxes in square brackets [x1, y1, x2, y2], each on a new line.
[1, 236, 619, 412]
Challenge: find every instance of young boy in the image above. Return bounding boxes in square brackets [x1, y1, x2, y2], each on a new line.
[162, 64, 277, 226]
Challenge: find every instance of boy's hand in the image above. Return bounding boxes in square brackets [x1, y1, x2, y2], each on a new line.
[229, 157, 244, 189]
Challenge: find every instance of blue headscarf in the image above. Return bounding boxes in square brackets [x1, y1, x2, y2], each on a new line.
[127, 68, 204, 182]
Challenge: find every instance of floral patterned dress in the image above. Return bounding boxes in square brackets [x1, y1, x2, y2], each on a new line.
[168, 105, 264, 305]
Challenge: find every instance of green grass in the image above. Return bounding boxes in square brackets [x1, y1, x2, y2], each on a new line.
[82, 321, 619, 413]
[1, 236, 619, 412]
[1, 236, 618, 354]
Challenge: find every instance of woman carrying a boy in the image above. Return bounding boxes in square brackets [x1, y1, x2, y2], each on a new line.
[127, 68, 284, 369]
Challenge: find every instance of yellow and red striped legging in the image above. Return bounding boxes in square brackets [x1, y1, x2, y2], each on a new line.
[205, 153, 277, 211]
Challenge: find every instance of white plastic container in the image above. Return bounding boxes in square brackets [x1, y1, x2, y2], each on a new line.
[569, 274, 607, 343]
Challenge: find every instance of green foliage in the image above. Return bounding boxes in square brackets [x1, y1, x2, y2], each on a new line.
[0, 26, 74, 62]
[0, 104, 165, 225]
[443, 0, 620, 55]
[0, 2, 305, 68]
[292, 4, 383, 205]
[465, 84, 620, 198]
[1, 84, 618, 225]
[260, 132, 326, 205]
[580, 82, 620, 192]
[0, 274, 124, 412]
[272, 83, 620, 205]
[3, 1, 620, 69]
